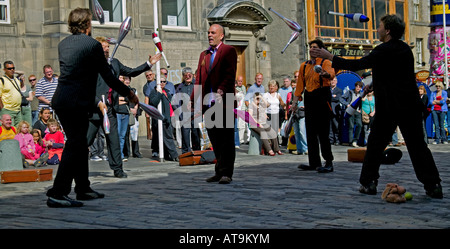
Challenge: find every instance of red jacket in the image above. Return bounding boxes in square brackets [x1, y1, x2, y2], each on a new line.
[193, 43, 237, 112]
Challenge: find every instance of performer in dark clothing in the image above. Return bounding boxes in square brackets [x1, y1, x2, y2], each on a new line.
[46, 8, 140, 208]
[86, 36, 160, 178]
[311, 14, 443, 198]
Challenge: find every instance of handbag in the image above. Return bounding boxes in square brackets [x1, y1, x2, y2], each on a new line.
[362, 110, 370, 124]
[127, 105, 136, 126]
[294, 107, 305, 120]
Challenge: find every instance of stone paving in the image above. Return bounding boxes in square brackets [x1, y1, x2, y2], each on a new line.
[1, 137, 449, 232]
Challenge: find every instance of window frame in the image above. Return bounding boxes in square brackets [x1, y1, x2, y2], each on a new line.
[0, 0, 11, 24]
[161, 0, 192, 31]
[91, 0, 127, 27]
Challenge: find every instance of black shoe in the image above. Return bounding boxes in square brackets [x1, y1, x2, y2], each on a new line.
[425, 183, 443, 199]
[317, 162, 333, 173]
[206, 175, 221, 182]
[47, 195, 83, 208]
[114, 170, 128, 178]
[76, 190, 105, 200]
[298, 164, 317, 171]
[359, 180, 378, 195]
[219, 176, 232, 184]
[133, 154, 143, 158]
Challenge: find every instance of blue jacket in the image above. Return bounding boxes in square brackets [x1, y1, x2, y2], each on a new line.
[429, 90, 448, 112]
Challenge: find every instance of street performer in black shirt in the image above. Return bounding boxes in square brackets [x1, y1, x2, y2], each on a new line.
[311, 14, 443, 199]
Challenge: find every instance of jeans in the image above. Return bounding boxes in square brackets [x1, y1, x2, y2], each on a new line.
[432, 110, 447, 143]
[293, 117, 307, 153]
[117, 113, 130, 158]
[234, 118, 240, 147]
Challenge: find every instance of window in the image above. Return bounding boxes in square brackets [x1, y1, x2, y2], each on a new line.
[416, 38, 423, 66]
[310, 0, 408, 44]
[89, 0, 126, 25]
[0, 0, 10, 24]
[413, 0, 420, 21]
[162, 0, 191, 30]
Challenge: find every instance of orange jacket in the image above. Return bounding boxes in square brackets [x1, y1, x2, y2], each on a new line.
[295, 58, 335, 100]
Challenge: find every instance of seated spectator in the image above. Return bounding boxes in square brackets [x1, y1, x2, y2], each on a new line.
[33, 107, 52, 138]
[43, 118, 64, 165]
[14, 120, 48, 167]
[32, 128, 46, 157]
[248, 93, 283, 156]
[0, 114, 17, 141]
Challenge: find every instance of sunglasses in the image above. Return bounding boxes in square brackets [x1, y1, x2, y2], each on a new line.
[29, 79, 36, 82]
[6, 67, 15, 70]
[161, 81, 167, 83]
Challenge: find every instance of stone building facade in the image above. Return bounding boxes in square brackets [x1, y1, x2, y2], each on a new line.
[0, 0, 431, 135]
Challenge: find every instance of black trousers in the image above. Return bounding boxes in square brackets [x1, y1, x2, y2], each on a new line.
[86, 107, 123, 172]
[304, 87, 334, 167]
[361, 110, 441, 186]
[204, 106, 235, 178]
[180, 118, 201, 154]
[47, 108, 91, 197]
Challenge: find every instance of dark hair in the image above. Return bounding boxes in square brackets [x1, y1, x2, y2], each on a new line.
[355, 81, 363, 87]
[380, 15, 405, 40]
[3, 60, 14, 68]
[68, 8, 92, 34]
[308, 39, 325, 49]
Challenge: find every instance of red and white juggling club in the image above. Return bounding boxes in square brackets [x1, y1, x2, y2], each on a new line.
[268, 7, 303, 33]
[106, 37, 133, 50]
[92, 0, 105, 24]
[109, 16, 132, 61]
[152, 32, 170, 68]
[327, 11, 370, 23]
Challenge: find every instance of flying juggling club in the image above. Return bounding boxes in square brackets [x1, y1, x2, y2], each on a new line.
[152, 32, 170, 68]
[327, 11, 370, 23]
[109, 16, 132, 61]
[106, 37, 133, 50]
[92, 0, 105, 24]
[268, 8, 303, 54]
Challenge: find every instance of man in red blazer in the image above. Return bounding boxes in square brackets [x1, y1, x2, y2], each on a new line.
[194, 24, 237, 184]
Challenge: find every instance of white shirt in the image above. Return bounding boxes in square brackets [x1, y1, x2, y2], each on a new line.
[263, 92, 280, 114]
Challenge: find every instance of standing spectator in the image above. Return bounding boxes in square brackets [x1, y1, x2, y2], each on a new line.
[430, 81, 448, 144]
[244, 73, 265, 107]
[418, 85, 430, 144]
[0, 61, 23, 127]
[286, 80, 307, 155]
[235, 75, 247, 144]
[144, 68, 176, 157]
[329, 77, 343, 145]
[45, 8, 141, 208]
[123, 76, 142, 158]
[19, 73, 33, 125]
[174, 67, 201, 154]
[292, 39, 335, 173]
[148, 76, 179, 161]
[340, 81, 364, 147]
[117, 76, 132, 161]
[263, 80, 285, 139]
[35, 65, 58, 113]
[361, 87, 375, 145]
[311, 14, 443, 198]
[278, 76, 292, 146]
[194, 24, 237, 184]
[28, 75, 40, 125]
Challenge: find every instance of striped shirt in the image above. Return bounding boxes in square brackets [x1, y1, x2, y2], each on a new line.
[35, 76, 58, 111]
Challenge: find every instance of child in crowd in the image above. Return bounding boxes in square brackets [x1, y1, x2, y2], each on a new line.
[14, 121, 48, 167]
[32, 129, 46, 157]
[33, 107, 52, 138]
[43, 119, 64, 165]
